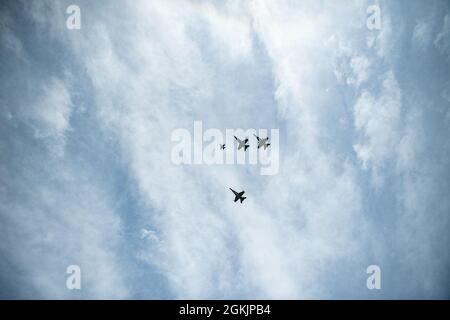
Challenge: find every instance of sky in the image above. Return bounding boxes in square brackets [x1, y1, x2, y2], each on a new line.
[0, 0, 449, 299]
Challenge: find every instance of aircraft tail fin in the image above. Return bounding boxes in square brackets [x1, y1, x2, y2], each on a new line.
[240, 197, 246, 203]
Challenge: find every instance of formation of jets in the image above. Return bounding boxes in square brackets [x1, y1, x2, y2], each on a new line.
[220, 135, 270, 153]
[224, 135, 270, 203]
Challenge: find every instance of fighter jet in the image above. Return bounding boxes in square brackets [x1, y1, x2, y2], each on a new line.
[234, 136, 249, 151]
[230, 188, 246, 203]
[220, 144, 226, 150]
[254, 134, 270, 150]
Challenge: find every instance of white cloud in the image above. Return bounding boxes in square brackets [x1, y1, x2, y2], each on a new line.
[200, 2, 253, 60]
[0, 3, 129, 299]
[412, 20, 432, 48]
[396, 109, 424, 173]
[247, 0, 367, 297]
[348, 55, 371, 87]
[141, 228, 159, 242]
[0, 141, 129, 298]
[0, 11, 27, 58]
[374, 12, 393, 58]
[32, 78, 72, 138]
[15, 76, 74, 158]
[1, 27, 25, 57]
[353, 71, 402, 187]
[434, 14, 450, 60]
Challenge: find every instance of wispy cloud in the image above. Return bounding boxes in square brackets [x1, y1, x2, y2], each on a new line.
[0, 0, 448, 299]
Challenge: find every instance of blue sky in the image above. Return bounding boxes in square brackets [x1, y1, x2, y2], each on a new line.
[0, 0, 449, 299]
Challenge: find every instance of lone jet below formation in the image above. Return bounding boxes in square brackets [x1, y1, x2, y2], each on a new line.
[230, 188, 246, 203]
[254, 134, 270, 150]
[220, 144, 226, 150]
[234, 136, 249, 151]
